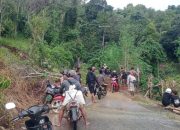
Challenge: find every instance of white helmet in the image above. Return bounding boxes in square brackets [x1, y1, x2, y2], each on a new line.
[113, 70, 116, 73]
[165, 88, 172, 94]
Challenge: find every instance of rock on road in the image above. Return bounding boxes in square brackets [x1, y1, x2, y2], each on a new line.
[50, 92, 180, 130]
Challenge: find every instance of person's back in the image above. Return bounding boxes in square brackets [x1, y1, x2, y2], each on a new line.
[162, 93, 172, 106]
[58, 70, 89, 126]
[61, 78, 81, 92]
[111, 71, 118, 78]
[97, 70, 105, 86]
[162, 88, 172, 107]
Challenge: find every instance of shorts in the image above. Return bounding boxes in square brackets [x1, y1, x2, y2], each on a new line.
[128, 83, 135, 92]
[88, 84, 95, 94]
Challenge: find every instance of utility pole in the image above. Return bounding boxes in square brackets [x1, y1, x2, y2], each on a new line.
[99, 25, 110, 49]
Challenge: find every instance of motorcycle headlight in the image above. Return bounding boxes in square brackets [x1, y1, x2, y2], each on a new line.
[39, 119, 45, 124]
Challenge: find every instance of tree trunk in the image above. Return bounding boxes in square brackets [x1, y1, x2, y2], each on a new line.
[0, 0, 3, 38]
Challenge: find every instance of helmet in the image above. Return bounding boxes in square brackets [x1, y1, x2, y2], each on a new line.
[61, 69, 69, 76]
[113, 70, 116, 73]
[68, 70, 76, 77]
[165, 88, 172, 94]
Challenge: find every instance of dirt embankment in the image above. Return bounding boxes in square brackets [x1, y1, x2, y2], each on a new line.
[0, 61, 47, 129]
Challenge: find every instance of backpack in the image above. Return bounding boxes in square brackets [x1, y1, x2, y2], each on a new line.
[67, 79, 76, 91]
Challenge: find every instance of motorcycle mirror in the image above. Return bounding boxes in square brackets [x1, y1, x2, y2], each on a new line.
[5, 102, 16, 110]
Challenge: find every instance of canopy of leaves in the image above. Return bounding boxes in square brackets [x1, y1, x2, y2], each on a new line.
[1, 0, 180, 88]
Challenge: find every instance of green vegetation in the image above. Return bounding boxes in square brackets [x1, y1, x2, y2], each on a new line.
[0, 76, 11, 89]
[0, 0, 179, 89]
[0, 37, 31, 52]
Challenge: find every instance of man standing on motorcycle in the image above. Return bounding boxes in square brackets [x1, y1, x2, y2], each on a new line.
[58, 70, 89, 127]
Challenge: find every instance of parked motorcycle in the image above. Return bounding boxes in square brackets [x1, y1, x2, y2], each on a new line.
[95, 84, 107, 100]
[5, 102, 53, 130]
[51, 94, 64, 113]
[42, 81, 64, 113]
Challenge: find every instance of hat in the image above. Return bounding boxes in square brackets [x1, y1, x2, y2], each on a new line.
[165, 88, 172, 94]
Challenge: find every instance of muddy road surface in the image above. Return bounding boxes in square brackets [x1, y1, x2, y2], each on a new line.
[50, 92, 180, 130]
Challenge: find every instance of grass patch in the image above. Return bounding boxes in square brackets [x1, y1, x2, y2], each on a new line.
[0, 48, 19, 63]
[0, 75, 11, 89]
[0, 37, 31, 52]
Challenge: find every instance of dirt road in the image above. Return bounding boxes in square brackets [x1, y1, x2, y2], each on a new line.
[50, 92, 180, 130]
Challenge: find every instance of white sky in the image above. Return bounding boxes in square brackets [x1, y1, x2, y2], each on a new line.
[106, 0, 180, 10]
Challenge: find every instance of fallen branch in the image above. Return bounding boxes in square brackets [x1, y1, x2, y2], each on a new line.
[164, 106, 180, 115]
[173, 110, 180, 115]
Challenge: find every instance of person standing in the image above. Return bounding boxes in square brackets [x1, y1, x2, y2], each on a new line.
[97, 69, 105, 86]
[73, 67, 81, 83]
[86, 66, 99, 103]
[127, 72, 136, 96]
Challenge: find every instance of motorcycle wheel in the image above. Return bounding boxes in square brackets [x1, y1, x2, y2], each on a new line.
[102, 90, 107, 96]
[72, 121, 77, 130]
[97, 92, 101, 100]
[51, 100, 62, 113]
[47, 124, 53, 130]
[112, 85, 115, 93]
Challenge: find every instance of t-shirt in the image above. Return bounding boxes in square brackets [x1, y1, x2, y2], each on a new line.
[162, 93, 172, 106]
[121, 72, 127, 79]
[86, 71, 97, 85]
[127, 75, 136, 85]
[73, 74, 81, 83]
[97, 74, 105, 86]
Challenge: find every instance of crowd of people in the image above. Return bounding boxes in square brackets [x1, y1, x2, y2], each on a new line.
[98, 65, 139, 96]
[47, 65, 179, 127]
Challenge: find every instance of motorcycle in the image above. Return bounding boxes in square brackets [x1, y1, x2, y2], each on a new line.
[42, 81, 64, 113]
[64, 90, 82, 130]
[5, 102, 53, 130]
[51, 94, 64, 113]
[95, 84, 107, 100]
[111, 77, 119, 93]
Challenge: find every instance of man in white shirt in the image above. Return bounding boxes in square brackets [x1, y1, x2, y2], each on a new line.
[127, 72, 136, 96]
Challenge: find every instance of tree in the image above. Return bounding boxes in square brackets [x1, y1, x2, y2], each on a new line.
[29, 14, 49, 43]
[160, 15, 180, 62]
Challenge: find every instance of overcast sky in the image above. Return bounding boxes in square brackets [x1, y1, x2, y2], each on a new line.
[106, 0, 180, 10]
